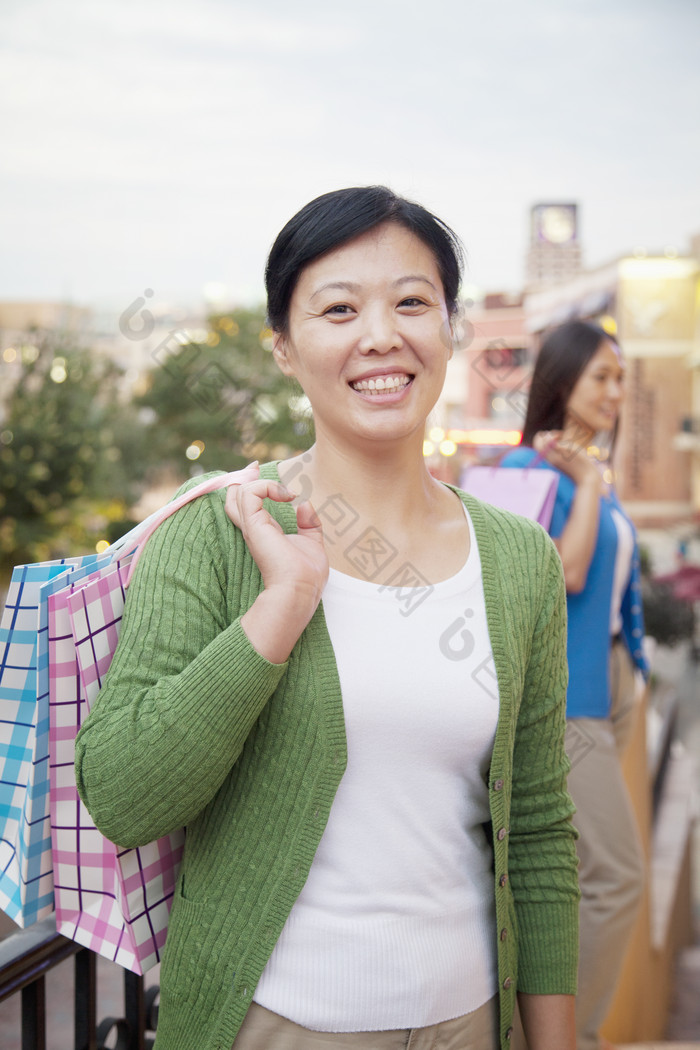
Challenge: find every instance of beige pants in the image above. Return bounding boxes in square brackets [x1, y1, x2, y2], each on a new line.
[231, 997, 499, 1050]
[566, 640, 645, 1050]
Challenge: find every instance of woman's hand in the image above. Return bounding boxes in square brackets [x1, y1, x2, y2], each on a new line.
[225, 479, 329, 663]
[533, 430, 600, 487]
[533, 431, 602, 593]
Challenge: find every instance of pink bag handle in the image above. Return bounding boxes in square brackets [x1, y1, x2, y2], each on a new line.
[112, 462, 260, 586]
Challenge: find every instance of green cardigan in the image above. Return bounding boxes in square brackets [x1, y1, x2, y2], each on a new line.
[75, 461, 579, 1050]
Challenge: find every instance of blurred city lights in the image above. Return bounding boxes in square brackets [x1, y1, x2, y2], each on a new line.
[447, 428, 521, 446]
[186, 439, 205, 460]
[218, 317, 239, 335]
[50, 357, 67, 383]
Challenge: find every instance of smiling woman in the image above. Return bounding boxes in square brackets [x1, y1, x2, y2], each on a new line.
[501, 320, 649, 1050]
[75, 186, 580, 1050]
[270, 222, 452, 462]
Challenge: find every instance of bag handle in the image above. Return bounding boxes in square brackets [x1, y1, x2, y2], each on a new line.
[475, 446, 547, 472]
[109, 462, 261, 586]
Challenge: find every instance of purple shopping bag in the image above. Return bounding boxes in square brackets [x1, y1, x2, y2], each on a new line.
[460, 464, 559, 530]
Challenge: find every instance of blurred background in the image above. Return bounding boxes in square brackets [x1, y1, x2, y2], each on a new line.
[1, 0, 700, 1043]
[1, 0, 699, 578]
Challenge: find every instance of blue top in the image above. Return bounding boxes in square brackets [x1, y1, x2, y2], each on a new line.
[501, 447, 649, 718]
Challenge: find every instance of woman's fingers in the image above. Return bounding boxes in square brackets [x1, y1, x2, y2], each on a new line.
[224, 479, 294, 529]
[534, 430, 562, 456]
[295, 499, 323, 533]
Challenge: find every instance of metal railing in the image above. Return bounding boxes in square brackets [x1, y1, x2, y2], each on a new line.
[0, 916, 158, 1050]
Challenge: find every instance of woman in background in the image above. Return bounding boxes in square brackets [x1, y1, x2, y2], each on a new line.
[502, 320, 649, 1050]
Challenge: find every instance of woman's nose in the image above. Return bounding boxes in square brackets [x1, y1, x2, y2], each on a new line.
[609, 377, 624, 401]
[357, 307, 402, 354]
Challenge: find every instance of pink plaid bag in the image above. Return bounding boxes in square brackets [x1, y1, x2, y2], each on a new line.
[47, 465, 258, 973]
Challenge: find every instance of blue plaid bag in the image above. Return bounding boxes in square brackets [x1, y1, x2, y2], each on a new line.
[0, 556, 102, 926]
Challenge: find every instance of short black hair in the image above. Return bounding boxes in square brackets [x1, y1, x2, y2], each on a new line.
[265, 185, 464, 332]
[521, 320, 621, 445]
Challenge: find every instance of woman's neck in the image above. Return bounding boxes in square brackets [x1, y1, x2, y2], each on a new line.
[278, 438, 469, 584]
[278, 437, 446, 532]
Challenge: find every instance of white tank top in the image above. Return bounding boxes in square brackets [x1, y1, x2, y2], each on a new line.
[254, 508, 500, 1031]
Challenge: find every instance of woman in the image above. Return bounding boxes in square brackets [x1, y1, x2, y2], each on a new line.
[75, 187, 579, 1050]
[502, 320, 649, 1050]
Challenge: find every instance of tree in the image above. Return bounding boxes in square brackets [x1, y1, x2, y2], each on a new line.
[135, 306, 312, 478]
[0, 330, 149, 575]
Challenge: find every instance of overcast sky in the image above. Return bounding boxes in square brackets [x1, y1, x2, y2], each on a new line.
[1, 0, 699, 316]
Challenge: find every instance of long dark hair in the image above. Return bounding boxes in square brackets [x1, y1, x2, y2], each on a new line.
[521, 320, 621, 447]
[265, 186, 464, 333]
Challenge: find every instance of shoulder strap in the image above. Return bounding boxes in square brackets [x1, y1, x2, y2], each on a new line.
[109, 463, 260, 586]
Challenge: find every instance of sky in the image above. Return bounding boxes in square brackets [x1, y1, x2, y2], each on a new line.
[1, 0, 699, 317]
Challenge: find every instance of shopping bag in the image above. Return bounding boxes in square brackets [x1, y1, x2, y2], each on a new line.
[461, 463, 559, 530]
[66, 463, 261, 704]
[46, 463, 258, 972]
[47, 562, 184, 973]
[0, 555, 103, 926]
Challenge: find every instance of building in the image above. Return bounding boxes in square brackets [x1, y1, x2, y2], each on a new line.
[428, 293, 533, 481]
[525, 203, 583, 289]
[524, 248, 700, 527]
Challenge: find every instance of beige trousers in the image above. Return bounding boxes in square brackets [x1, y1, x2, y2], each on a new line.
[231, 996, 499, 1050]
[566, 640, 645, 1050]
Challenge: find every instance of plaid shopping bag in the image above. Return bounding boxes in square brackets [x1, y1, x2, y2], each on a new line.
[47, 564, 184, 973]
[0, 555, 102, 926]
[45, 464, 258, 972]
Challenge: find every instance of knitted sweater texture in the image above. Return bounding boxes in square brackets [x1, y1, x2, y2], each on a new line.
[75, 462, 579, 1050]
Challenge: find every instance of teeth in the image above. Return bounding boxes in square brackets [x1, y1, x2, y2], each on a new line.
[351, 375, 411, 393]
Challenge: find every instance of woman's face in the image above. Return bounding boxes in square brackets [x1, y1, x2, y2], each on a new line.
[273, 221, 451, 451]
[565, 338, 625, 438]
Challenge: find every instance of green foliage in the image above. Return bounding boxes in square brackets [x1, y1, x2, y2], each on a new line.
[0, 307, 312, 582]
[136, 306, 312, 477]
[0, 331, 149, 573]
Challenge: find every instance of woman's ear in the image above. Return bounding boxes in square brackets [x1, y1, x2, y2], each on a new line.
[447, 322, 455, 361]
[272, 332, 295, 377]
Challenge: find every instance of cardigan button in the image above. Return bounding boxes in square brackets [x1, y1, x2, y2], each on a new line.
[499, 873, 508, 887]
[500, 927, 508, 941]
[497, 827, 507, 841]
[492, 778, 504, 791]
[506, 1026, 514, 1040]
[503, 976, 513, 989]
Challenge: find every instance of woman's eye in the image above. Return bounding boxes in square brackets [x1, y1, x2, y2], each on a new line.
[399, 297, 426, 308]
[324, 304, 353, 316]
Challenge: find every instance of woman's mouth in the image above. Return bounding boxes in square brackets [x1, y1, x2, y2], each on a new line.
[350, 374, 413, 395]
